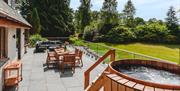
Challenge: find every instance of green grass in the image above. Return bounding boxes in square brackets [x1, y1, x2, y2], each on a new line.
[106, 43, 180, 63]
[71, 38, 180, 64]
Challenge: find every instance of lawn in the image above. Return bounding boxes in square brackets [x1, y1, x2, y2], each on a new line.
[71, 38, 180, 64]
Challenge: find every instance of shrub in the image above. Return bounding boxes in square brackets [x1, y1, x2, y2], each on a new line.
[83, 25, 95, 41]
[135, 23, 168, 43]
[83, 21, 99, 41]
[164, 35, 177, 43]
[105, 26, 135, 43]
[29, 34, 48, 47]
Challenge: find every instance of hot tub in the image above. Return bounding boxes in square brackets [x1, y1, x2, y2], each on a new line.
[107, 59, 180, 91]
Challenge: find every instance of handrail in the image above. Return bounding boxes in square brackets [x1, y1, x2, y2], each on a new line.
[84, 49, 115, 89]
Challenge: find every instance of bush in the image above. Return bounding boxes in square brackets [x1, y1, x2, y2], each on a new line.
[83, 21, 99, 41]
[105, 26, 135, 43]
[29, 34, 48, 47]
[83, 26, 95, 41]
[135, 23, 168, 43]
[164, 35, 177, 43]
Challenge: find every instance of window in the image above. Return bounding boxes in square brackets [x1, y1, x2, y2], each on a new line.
[0, 27, 7, 59]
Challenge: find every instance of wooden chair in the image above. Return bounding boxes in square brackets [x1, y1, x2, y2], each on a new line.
[46, 52, 57, 68]
[61, 54, 76, 73]
[76, 50, 83, 67]
[3, 61, 22, 91]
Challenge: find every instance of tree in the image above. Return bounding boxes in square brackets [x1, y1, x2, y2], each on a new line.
[77, 0, 91, 33]
[165, 6, 179, 35]
[74, 10, 81, 33]
[100, 0, 118, 24]
[20, 0, 75, 37]
[123, 0, 136, 27]
[31, 8, 41, 34]
[134, 17, 145, 26]
[90, 11, 100, 21]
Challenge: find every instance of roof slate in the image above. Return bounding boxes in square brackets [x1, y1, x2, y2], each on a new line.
[0, 0, 31, 27]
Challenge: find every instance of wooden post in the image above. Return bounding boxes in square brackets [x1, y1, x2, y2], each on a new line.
[84, 72, 90, 89]
[110, 49, 115, 62]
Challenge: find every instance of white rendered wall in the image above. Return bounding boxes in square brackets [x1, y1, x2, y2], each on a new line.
[7, 27, 17, 60]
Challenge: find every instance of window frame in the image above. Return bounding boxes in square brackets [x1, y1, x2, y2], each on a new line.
[0, 27, 7, 59]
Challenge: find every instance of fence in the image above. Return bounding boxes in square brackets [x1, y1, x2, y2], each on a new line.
[75, 40, 179, 64]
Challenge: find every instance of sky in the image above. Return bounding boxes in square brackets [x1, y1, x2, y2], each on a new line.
[70, 0, 180, 21]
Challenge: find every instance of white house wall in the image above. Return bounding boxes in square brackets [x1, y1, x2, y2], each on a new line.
[7, 27, 17, 60]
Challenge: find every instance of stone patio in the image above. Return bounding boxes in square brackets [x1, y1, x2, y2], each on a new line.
[16, 47, 107, 91]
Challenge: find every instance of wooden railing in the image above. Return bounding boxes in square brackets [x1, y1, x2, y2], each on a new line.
[84, 49, 115, 90]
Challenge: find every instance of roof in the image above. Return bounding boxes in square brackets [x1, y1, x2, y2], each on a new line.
[0, 0, 31, 27]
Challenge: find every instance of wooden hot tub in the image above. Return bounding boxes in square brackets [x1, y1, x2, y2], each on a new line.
[106, 59, 180, 91]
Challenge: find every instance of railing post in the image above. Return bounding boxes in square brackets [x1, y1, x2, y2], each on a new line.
[110, 49, 115, 62]
[84, 72, 90, 89]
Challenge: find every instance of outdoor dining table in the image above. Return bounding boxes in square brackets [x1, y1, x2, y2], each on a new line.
[54, 48, 75, 60]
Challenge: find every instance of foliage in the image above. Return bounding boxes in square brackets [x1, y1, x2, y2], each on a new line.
[20, 0, 74, 37]
[29, 34, 48, 47]
[122, 0, 136, 27]
[31, 8, 41, 34]
[90, 11, 100, 21]
[83, 26, 95, 41]
[135, 22, 168, 42]
[134, 17, 145, 26]
[165, 6, 179, 36]
[105, 26, 135, 43]
[100, 0, 118, 24]
[164, 35, 177, 43]
[83, 21, 99, 41]
[77, 0, 91, 33]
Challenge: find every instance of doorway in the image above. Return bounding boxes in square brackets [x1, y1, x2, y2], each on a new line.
[16, 28, 21, 59]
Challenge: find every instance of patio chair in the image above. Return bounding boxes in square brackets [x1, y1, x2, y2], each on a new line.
[46, 52, 57, 68]
[76, 50, 83, 67]
[61, 54, 76, 73]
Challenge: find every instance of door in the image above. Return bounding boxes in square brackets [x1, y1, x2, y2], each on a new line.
[16, 29, 21, 59]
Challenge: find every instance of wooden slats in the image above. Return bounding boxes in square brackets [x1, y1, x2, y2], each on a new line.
[134, 84, 145, 91]
[104, 74, 112, 91]
[144, 86, 154, 91]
